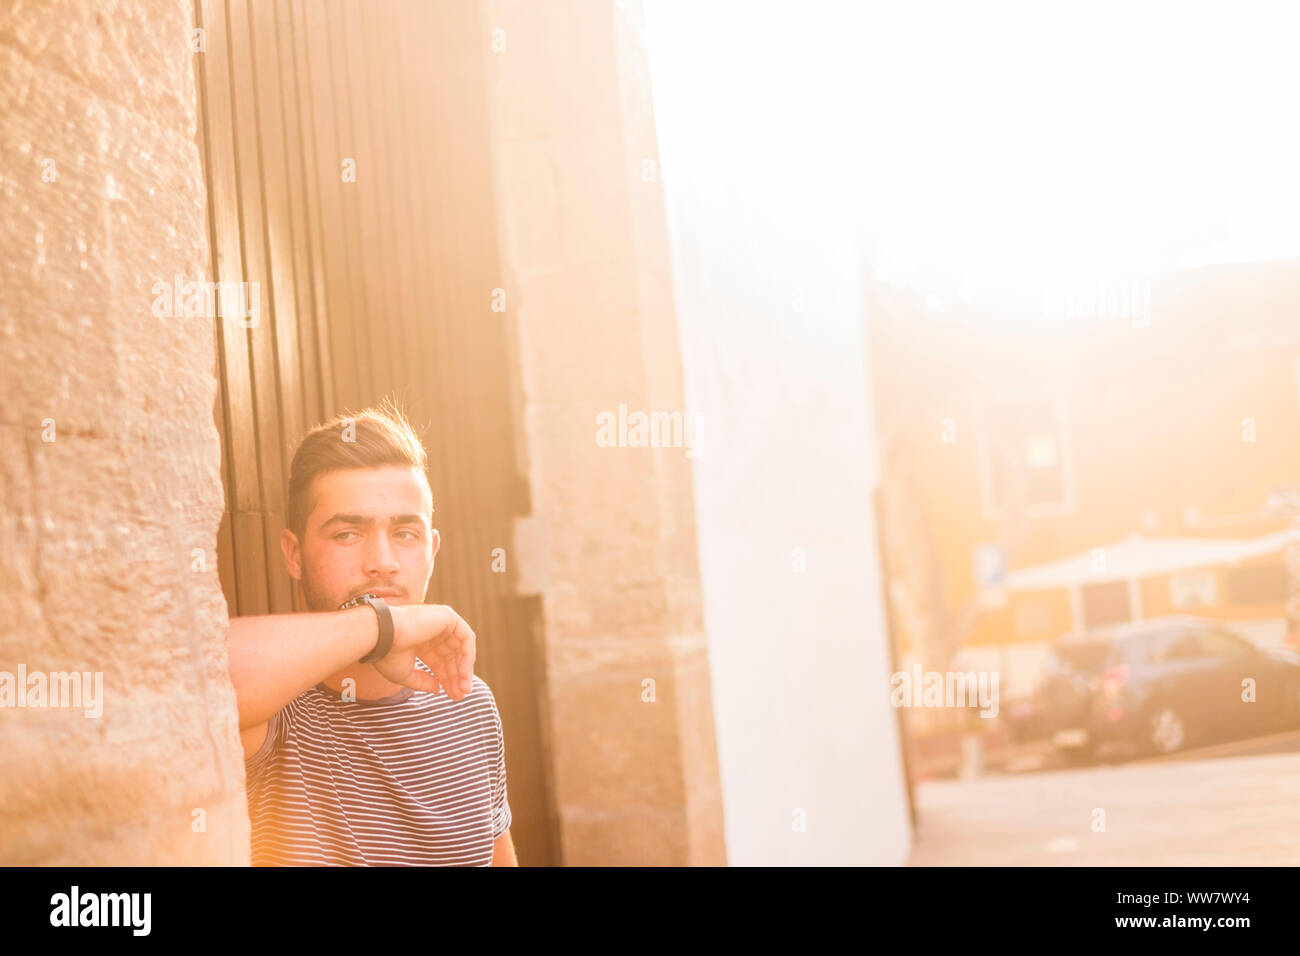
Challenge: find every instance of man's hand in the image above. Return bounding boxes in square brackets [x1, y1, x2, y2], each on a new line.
[377, 604, 477, 700]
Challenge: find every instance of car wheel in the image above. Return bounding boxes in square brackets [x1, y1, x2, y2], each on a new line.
[1146, 706, 1188, 755]
[1055, 743, 1096, 765]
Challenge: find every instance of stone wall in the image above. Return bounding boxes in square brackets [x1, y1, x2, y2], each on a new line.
[0, 0, 247, 864]
[483, 0, 726, 864]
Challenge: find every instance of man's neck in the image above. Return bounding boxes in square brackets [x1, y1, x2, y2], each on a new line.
[320, 664, 406, 701]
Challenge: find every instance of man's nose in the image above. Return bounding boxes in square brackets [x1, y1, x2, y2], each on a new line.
[363, 532, 401, 576]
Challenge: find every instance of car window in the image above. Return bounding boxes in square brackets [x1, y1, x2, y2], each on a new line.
[1193, 629, 1253, 658]
[1048, 642, 1110, 673]
[1136, 626, 1252, 661]
[1166, 633, 1204, 660]
[1129, 628, 1196, 663]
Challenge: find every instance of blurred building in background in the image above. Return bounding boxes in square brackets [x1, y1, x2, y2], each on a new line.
[869, 257, 1300, 700]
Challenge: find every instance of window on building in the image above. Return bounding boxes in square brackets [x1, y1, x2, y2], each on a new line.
[1224, 562, 1289, 605]
[978, 398, 1073, 518]
[1081, 580, 1131, 628]
[1169, 569, 1217, 609]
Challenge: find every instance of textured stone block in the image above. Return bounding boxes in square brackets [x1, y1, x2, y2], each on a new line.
[0, 0, 246, 865]
[485, 0, 726, 864]
[0, 0, 198, 124]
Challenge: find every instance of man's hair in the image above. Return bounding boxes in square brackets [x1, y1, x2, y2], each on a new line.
[286, 400, 431, 539]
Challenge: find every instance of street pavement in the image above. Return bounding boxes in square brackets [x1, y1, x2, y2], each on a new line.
[908, 729, 1300, 865]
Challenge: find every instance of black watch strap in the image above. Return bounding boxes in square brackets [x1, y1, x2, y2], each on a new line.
[341, 593, 395, 663]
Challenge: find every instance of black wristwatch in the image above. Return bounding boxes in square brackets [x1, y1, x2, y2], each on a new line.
[340, 593, 395, 663]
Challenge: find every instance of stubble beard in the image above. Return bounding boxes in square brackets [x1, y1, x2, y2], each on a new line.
[299, 562, 344, 613]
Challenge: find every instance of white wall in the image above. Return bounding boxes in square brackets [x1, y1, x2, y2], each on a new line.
[644, 1, 912, 865]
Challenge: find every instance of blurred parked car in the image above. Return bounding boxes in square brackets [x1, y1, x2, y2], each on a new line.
[1005, 697, 1046, 743]
[1032, 616, 1300, 761]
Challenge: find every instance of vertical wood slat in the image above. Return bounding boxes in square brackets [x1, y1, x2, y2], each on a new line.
[362, 1, 409, 404]
[394, 0, 445, 602]
[228, 0, 293, 615]
[271, 0, 323, 434]
[432, 8, 487, 525]
[324, 0, 375, 406]
[386, 3, 439, 456]
[199, 0, 269, 615]
[255, 0, 313, 611]
[284, 0, 335, 422]
[359, 0, 418, 483]
[301, 0, 360, 413]
[397, 0, 451, 540]
[195, 54, 242, 617]
[381, 1, 416, 406]
[249, 0, 305, 468]
[344, 0, 398, 404]
[414, 0, 464, 523]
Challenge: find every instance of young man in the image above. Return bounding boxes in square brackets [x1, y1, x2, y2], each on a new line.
[226, 404, 517, 866]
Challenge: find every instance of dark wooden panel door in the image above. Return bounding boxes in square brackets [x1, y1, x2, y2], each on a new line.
[194, 0, 558, 865]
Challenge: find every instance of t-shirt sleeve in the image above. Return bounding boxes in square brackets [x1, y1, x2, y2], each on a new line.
[488, 692, 512, 839]
[244, 706, 286, 782]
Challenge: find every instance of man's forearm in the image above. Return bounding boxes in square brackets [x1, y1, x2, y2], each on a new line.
[226, 606, 384, 730]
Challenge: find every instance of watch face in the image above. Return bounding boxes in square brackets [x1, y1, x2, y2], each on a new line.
[339, 593, 378, 610]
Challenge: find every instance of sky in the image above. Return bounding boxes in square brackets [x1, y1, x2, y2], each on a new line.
[644, 0, 1300, 295]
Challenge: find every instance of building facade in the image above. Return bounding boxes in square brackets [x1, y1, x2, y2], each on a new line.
[869, 258, 1300, 694]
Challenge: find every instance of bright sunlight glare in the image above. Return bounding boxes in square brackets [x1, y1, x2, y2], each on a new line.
[645, 0, 1300, 304]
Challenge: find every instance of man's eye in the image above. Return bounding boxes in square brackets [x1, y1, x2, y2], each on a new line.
[395, 530, 420, 541]
[333, 531, 359, 542]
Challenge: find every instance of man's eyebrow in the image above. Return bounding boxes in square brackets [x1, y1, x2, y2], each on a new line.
[320, 513, 370, 529]
[320, 513, 429, 529]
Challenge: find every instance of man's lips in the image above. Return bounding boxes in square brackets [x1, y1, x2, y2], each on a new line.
[358, 588, 403, 600]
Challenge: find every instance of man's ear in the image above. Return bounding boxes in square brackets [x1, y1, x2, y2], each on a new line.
[430, 527, 440, 558]
[281, 527, 303, 581]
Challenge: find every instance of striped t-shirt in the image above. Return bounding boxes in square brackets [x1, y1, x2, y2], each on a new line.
[245, 666, 511, 866]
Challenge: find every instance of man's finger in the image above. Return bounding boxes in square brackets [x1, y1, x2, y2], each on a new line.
[444, 658, 467, 700]
[459, 648, 473, 696]
[402, 669, 441, 695]
[455, 617, 476, 698]
[426, 643, 464, 699]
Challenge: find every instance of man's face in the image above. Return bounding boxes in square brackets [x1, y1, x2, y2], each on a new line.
[281, 465, 438, 612]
